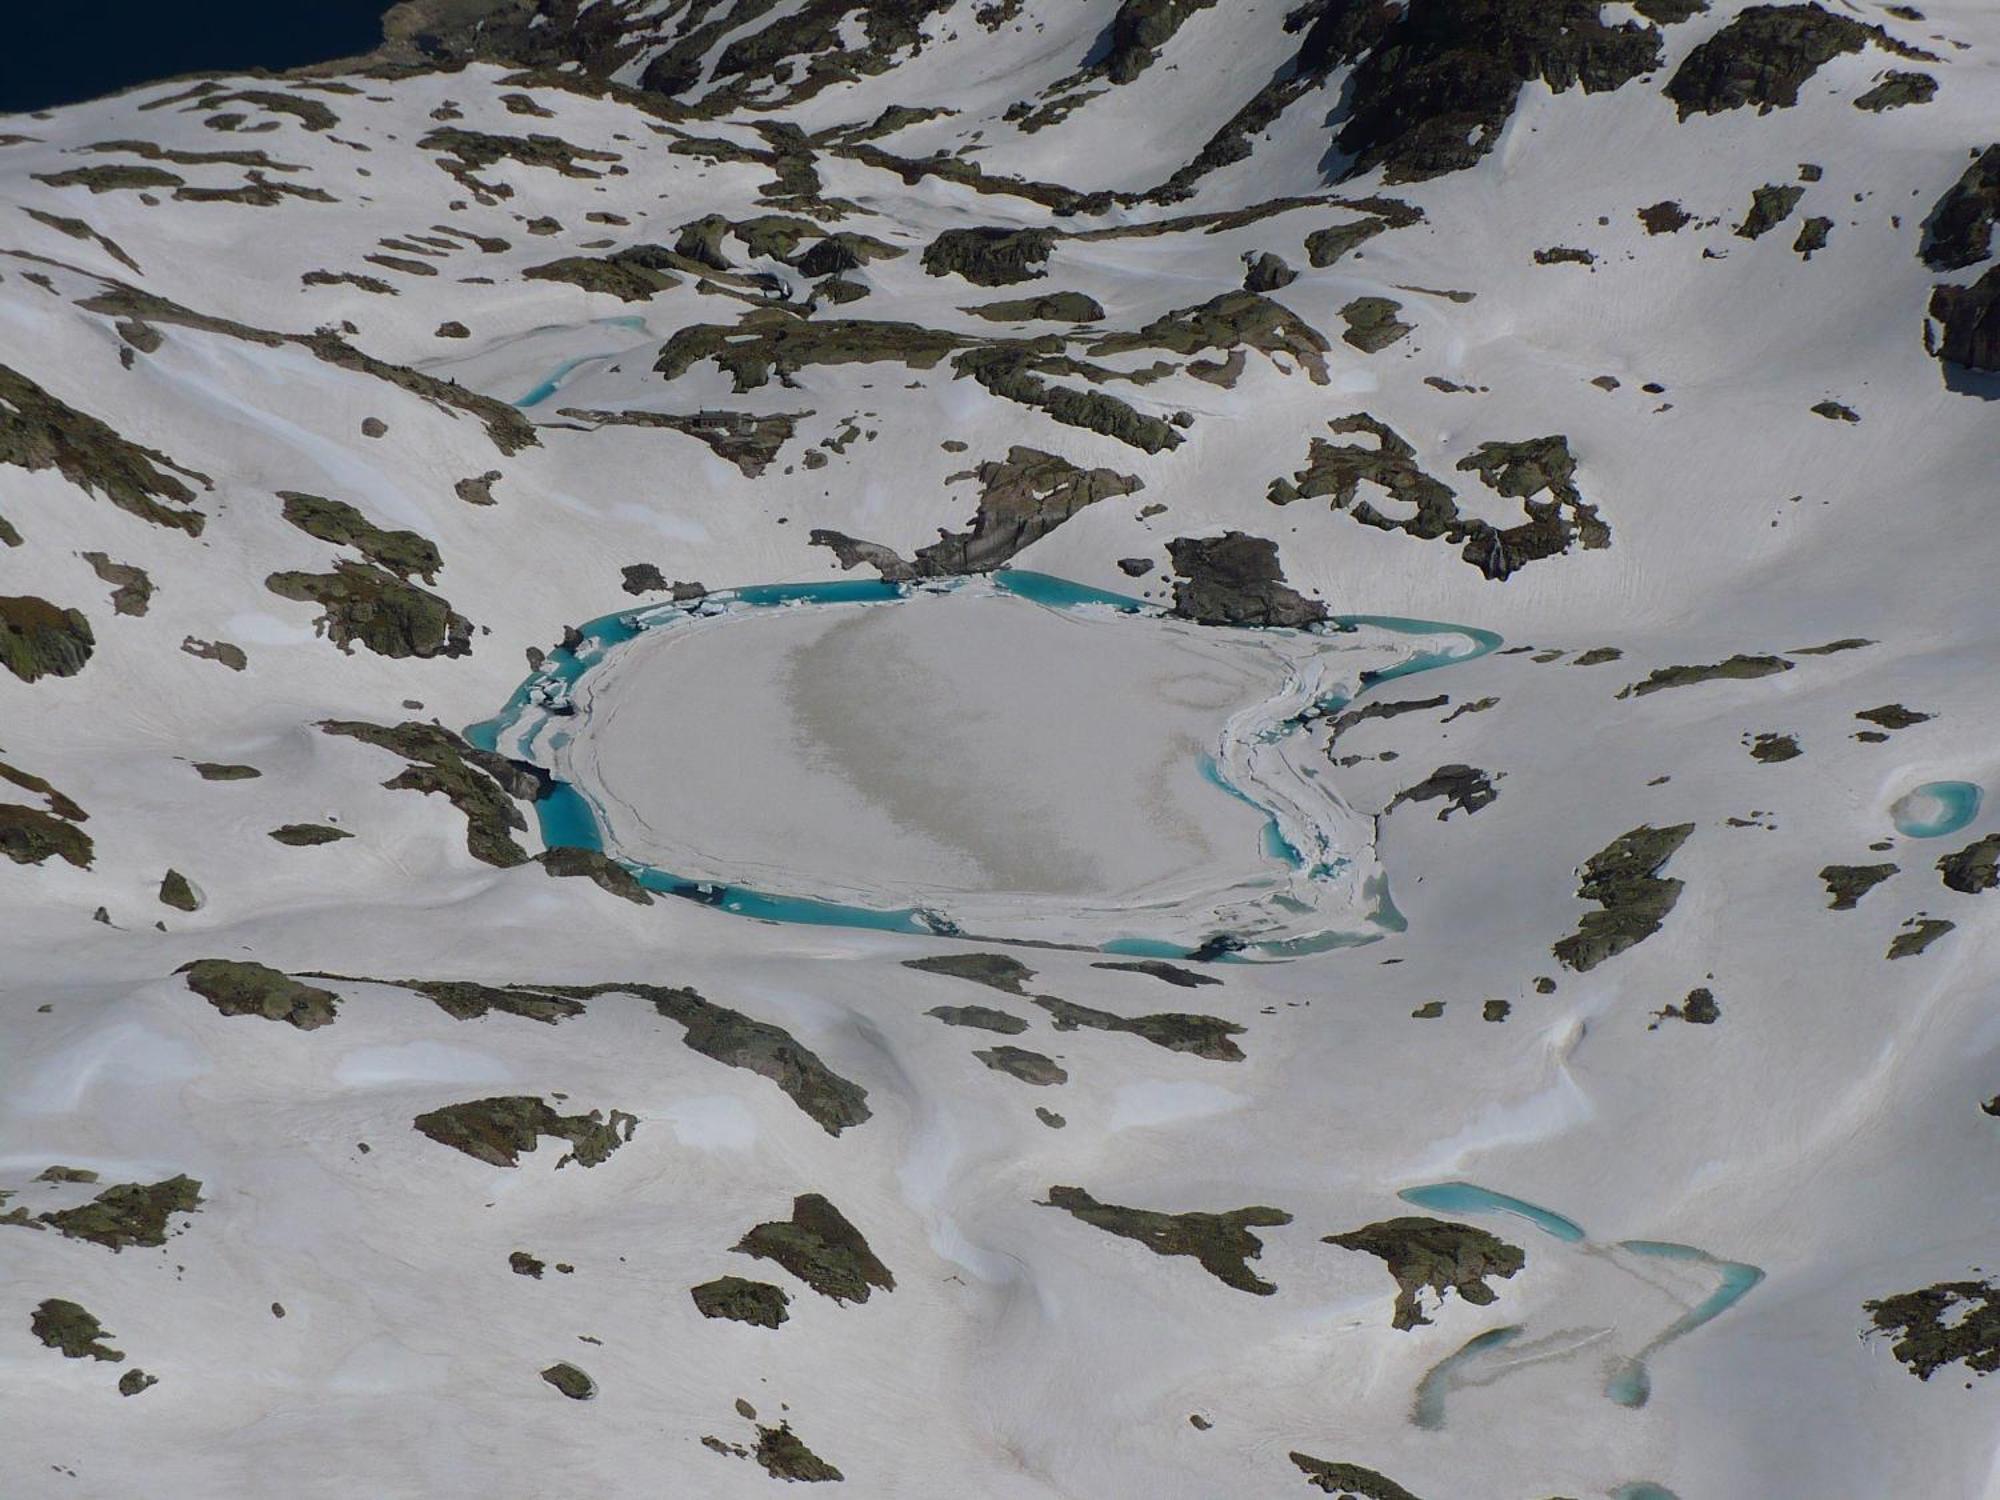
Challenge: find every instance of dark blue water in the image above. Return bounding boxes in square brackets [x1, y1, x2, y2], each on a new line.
[5, 4, 396, 114]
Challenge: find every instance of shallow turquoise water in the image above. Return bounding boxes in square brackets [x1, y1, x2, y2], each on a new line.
[466, 570, 1499, 956]
[1891, 780, 1982, 838]
[1606, 1240, 1765, 1408]
[1397, 1181, 1588, 1243]
[1412, 1324, 1522, 1429]
[509, 316, 652, 407]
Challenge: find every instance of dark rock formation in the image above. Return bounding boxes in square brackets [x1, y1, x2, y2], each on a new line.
[0, 595, 94, 682]
[1820, 863, 1896, 909]
[1553, 823, 1695, 970]
[691, 1275, 791, 1328]
[31, 1299, 124, 1361]
[1385, 765, 1497, 819]
[1167, 532, 1326, 627]
[279, 491, 441, 582]
[1921, 146, 2000, 271]
[179, 959, 340, 1029]
[25, 1174, 202, 1250]
[921, 226, 1056, 286]
[733, 1194, 893, 1303]
[1032, 994, 1244, 1061]
[1937, 833, 2000, 894]
[974, 1046, 1068, 1085]
[414, 1094, 636, 1168]
[1042, 1185, 1292, 1294]
[1617, 654, 1792, 697]
[1325, 1215, 1526, 1329]
[1929, 266, 2000, 373]
[319, 719, 538, 867]
[1865, 1277, 2000, 1380]
[1666, 3, 1917, 118]
[266, 562, 471, 658]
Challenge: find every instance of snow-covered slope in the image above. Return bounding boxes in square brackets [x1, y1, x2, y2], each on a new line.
[4, 3, 2000, 1496]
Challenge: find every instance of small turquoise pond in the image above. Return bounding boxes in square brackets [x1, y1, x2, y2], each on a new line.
[1397, 1181, 1587, 1243]
[1891, 781, 1982, 838]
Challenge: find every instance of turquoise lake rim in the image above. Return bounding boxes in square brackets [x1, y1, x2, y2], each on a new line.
[466, 570, 1501, 957]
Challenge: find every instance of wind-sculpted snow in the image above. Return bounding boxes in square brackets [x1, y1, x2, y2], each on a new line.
[4, 1, 2000, 1494]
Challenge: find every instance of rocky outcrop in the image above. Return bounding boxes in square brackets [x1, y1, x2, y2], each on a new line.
[1042, 1185, 1293, 1294]
[318, 719, 541, 867]
[523, 244, 681, 301]
[0, 595, 94, 682]
[1326, 1215, 1526, 1329]
[266, 562, 470, 659]
[1552, 823, 1695, 970]
[921, 227, 1056, 287]
[178, 959, 341, 1029]
[691, 1275, 790, 1328]
[1098, 0, 1220, 84]
[1666, 3, 1923, 118]
[1929, 266, 2000, 373]
[1271, 418, 1606, 579]
[1333, 0, 1665, 183]
[560, 407, 807, 477]
[1167, 532, 1326, 628]
[1864, 1277, 2000, 1381]
[733, 1194, 894, 1302]
[279, 492, 441, 582]
[1921, 146, 2000, 271]
[0, 754, 92, 869]
[414, 1094, 636, 1168]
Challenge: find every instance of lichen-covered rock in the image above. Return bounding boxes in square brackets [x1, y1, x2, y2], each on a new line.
[1338, 296, 1411, 352]
[28, 1174, 202, 1250]
[815, 445, 1139, 579]
[655, 310, 966, 392]
[1290, 1455, 1427, 1499]
[1617, 654, 1793, 697]
[537, 845, 653, 904]
[921, 226, 1056, 286]
[1552, 823, 1696, 971]
[1091, 959, 1221, 989]
[1101, 0, 1221, 84]
[279, 492, 442, 582]
[562, 407, 806, 479]
[178, 959, 340, 1029]
[1666, 3, 1916, 118]
[1937, 833, 2000, 894]
[1271, 419, 1606, 579]
[1385, 765, 1497, 819]
[31, 1299, 124, 1361]
[1854, 71, 1935, 111]
[733, 1194, 894, 1303]
[523, 245, 682, 302]
[974, 1046, 1068, 1085]
[81, 552, 153, 616]
[1865, 1278, 2000, 1380]
[962, 292, 1105, 323]
[414, 1095, 636, 1169]
[1043, 1185, 1293, 1294]
[268, 823, 352, 846]
[0, 754, 92, 868]
[539, 1361, 597, 1399]
[754, 1423, 843, 1483]
[319, 719, 536, 867]
[0, 595, 95, 682]
[1820, 863, 1897, 909]
[1929, 265, 2000, 373]
[158, 869, 201, 911]
[1736, 183, 1805, 238]
[904, 952, 1037, 994]
[1887, 915, 1954, 959]
[1033, 994, 1244, 1061]
[266, 561, 471, 659]
[1089, 291, 1331, 383]
[544, 982, 872, 1134]
[691, 1275, 791, 1328]
[925, 1004, 1029, 1034]
[1334, 0, 1665, 183]
[1920, 146, 2000, 271]
[1325, 1215, 1526, 1329]
[1167, 532, 1327, 628]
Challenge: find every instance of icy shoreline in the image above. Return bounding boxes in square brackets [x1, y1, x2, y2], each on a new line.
[470, 571, 1499, 957]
